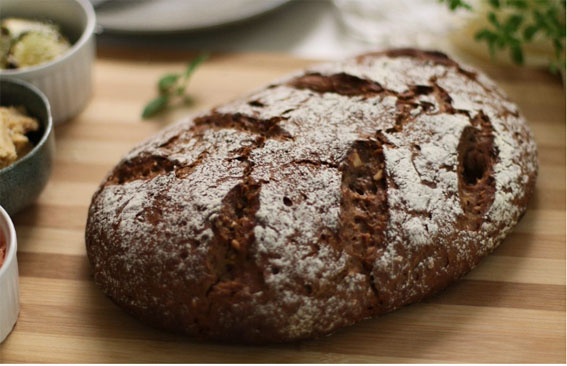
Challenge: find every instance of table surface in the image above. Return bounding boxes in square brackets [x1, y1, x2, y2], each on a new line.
[1, 49, 565, 363]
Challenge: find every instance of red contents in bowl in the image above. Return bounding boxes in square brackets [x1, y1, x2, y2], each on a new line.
[0, 229, 5, 268]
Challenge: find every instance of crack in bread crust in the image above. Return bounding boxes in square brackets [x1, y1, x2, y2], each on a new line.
[457, 112, 497, 231]
[288, 72, 385, 96]
[194, 112, 292, 140]
[86, 48, 538, 343]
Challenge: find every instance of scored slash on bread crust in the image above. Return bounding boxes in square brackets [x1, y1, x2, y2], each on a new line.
[86, 49, 537, 343]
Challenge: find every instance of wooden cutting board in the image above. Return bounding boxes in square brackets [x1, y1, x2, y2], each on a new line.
[1, 49, 565, 363]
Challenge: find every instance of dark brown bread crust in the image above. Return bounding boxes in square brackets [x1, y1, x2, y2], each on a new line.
[86, 49, 537, 343]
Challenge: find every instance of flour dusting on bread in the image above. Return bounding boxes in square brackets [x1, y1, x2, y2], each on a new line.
[86, 49, 537, 343]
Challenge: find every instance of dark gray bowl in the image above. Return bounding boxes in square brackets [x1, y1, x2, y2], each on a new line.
[0, 79, 55, 215]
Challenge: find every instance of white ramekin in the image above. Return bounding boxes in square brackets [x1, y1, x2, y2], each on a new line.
[0, 205, 19, 344]
[0, 0, 96, 124]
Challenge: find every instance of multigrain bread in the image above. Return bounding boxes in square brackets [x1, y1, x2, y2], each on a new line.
[86, 49, 537, 343]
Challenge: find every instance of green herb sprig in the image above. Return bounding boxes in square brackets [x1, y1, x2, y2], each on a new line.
[441, 0, 566, 73]
[142, 52, 209, 119]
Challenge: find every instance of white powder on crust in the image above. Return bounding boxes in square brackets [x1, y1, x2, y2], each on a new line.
[88, 52, 537, 340]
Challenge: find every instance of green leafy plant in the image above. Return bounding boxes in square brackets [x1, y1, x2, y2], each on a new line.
[441, 0, 566, 73]
[142, 52, 209, 119]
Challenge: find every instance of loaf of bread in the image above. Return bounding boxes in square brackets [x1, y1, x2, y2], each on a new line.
[86, 49, 537, 343]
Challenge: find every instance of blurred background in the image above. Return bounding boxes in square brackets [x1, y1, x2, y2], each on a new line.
[94, 0, 565, 73]
[95, 0, 464, 58]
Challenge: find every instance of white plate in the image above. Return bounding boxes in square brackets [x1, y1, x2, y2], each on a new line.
[94, 0, 290, 33]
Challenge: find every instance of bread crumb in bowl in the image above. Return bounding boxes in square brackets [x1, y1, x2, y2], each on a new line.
[0, 106, 40, 168]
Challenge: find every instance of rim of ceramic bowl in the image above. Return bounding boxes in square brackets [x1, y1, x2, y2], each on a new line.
[0, 78, 53, 175]
[0, 0, 96, 76]
[0, 205, 17, 279]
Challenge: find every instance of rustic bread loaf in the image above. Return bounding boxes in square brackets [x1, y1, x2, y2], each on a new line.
[86, 49, 537, 343]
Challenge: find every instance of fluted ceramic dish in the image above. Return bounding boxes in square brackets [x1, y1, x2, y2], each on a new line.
[0, 204, 19, 343]
[0, 0, 96, 124]
[0, 79, 55, 215]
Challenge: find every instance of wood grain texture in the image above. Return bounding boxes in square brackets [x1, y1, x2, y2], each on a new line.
[0, 50, 564, 363]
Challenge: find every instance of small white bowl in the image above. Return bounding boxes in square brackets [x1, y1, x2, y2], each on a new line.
[0, 0, 96, 124]
[0, 205, 19, 343]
